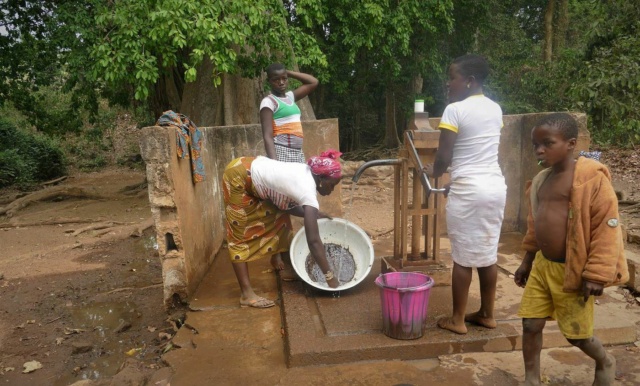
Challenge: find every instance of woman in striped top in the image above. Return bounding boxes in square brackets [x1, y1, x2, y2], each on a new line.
[260, 63, 318, 163]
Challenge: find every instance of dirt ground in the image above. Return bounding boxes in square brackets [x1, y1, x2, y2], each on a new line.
[0, 169, 173, 385]
[0, 148, 639, 385]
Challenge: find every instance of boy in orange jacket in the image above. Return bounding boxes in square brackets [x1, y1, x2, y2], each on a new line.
[514, 113, 628, 386]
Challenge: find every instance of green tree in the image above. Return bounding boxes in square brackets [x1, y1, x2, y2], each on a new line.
[294, 0, 456, 150]
[0, 0, 90, 134]
[90, 0, 327, 124]
[569, 0, 640, 145]
[1, 0, 328, 128]
[0, 118, 66, 187]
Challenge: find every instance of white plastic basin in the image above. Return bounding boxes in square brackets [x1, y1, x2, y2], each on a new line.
[290, 218, 374, 291]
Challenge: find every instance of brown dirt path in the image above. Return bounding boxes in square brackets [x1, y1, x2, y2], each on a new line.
[0, 169, 174, 385]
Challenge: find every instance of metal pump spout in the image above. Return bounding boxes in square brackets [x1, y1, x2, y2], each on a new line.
[351, 159, 402, 183]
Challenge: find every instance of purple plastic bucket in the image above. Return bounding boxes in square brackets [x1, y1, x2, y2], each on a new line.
[374, 272, 434, 340]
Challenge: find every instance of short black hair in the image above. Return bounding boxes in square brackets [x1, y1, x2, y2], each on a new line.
[534, 113, 578, 140]
[266, 63, 285, 78]
[452, 54, 490, 83]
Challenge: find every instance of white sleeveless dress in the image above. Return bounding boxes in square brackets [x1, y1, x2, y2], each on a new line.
[438, 95, 507, 268]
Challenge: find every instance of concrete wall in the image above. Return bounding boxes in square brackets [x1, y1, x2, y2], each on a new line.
[140, 119, 342, 307]
[429, 112, 589, 233]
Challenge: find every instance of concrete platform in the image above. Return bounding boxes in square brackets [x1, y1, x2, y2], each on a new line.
[282, 232, 637, 367]
[164, 232, 640, 385]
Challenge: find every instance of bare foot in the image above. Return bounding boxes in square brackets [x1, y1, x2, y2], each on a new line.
[465, 311, 497, 329]
[437, 316, 467, 334]
[270, 254, 284, 271]
[278, 266, 299, 281]
[593, 353, 615, 386]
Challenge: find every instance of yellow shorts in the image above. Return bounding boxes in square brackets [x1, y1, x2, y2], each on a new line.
[518, 251, 594, 339]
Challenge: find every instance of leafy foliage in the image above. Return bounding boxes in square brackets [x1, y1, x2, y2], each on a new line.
[293, 0, 457, 149]
[0, 0, 104, 125]
[91, 0, 327, 101]
[16, 86, 85, 136]
[472, 0, 640, 146]
[1, 0, 640, 181]
[568, 1, 640, 145]
[0, 118, 66, 187]
[0, 1, 60, 104]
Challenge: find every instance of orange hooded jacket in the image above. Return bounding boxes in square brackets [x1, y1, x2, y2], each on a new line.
[522, 157, 628, 292]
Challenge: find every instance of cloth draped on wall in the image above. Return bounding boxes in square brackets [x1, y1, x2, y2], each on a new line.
[578, 150, 601, 161]
[156, 110, 206, 184]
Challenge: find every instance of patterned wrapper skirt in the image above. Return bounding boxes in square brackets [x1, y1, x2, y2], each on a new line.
[222, 157, 293, 263]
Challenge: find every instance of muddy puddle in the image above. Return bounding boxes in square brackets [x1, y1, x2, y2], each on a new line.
[50, 301, 137, 385]
[120, 234, 158, 285]
[53, 234, 161, 385]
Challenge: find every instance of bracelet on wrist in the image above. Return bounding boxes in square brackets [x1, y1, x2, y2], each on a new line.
[324, 270, 334, 281]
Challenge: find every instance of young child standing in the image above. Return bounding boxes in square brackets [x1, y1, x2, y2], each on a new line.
[260, 63, 318, 163]
[514, 113, 628, 385]
[425, 54, 507, 334]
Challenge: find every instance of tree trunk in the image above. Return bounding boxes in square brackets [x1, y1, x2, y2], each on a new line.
[179, 58, 223, 126]
[222, 72, 261, 125]
[314, 84, 325, 118]
[150, 72, 182, 119]
[411, 74, 423, 96]
[553, 0, 569, 58]
[352, 97, 361, 151]
[171, 58, 316, 127]
[543, 0, 555, 62]
[383, 86, 400, 149]
[179, 58, 263, 127]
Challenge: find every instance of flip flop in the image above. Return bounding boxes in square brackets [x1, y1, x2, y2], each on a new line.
[240, 297, 275, 309]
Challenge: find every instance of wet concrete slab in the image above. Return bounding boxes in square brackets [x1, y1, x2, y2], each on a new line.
[164, 233, 640, 385]
[164, 249, 287, 385]
[282, 232, 638, 367]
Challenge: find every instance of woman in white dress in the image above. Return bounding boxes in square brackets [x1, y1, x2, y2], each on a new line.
[425, 54, 507, 334]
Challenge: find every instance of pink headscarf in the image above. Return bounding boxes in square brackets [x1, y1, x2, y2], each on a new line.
[307, 149, 343, 178]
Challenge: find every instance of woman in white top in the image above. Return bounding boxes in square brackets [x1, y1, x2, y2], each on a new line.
[425, 54, 507, 334]
[222, 150, 342, 308]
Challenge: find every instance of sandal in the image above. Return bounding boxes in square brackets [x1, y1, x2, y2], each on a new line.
[240, 296, 275, 309]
